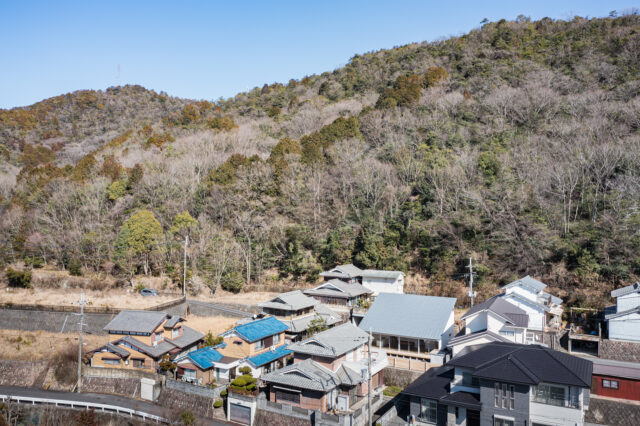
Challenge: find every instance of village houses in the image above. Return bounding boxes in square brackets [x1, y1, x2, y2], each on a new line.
[89, 310, 203, 373]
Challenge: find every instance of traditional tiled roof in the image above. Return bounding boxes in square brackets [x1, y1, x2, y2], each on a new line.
[281, 305, 342, 333]
[502, 276, 547, 292]
[304, 280, 372, 299]
[336, 365, 363, 386]
[359, 294, 456, 341]
[104, 311, 167, 334]
[118, 336, 175, 359]
[169, 326, 205, 348]
[88, 342, 131, 358]
[229, 316, 289, 343]
[163, 315, 183, 329]
[448, 330, 511, 347]
[461, 295, 529, 327]
[259, 290, 318, 311]
[246, 344, 292, 367]
[260, 358, 341, 391]
[611, 282, 640, 298]
[449, 342, 592, 387]
[287, 323, 368, 357]
[319, 264, 364, 279]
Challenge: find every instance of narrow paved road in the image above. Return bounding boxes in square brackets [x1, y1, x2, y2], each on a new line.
[0, 385, 229, 425]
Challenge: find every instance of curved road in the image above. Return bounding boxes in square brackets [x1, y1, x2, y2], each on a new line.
[0, 385, 229, 425]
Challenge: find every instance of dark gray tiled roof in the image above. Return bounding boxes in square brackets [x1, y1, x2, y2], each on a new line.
[402, 366, 453, 399]
[359, 294, 456, 341]
[259, 290, 318, 311]
[449, 342, 592, 387]
[260, 358, 341, 391]
[104, 310, 167, 334]
[461, 295, 529, 327]
[119, 336, 175, 359]
[319, 264, 363, 279]
[163, 315, 183, 329]
[304, 280, 372, 299]
[282, 305, 342, 333]
[448, 330, 511, 347]
[611, 282, 640, 298]
[169, 326, 204, 349]
[287, 323, 369, 357]
[440, 391, 481, 409]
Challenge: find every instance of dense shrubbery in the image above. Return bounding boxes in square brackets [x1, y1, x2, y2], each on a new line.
[6, 268, 32, 288]
[1, 15, 640, 307]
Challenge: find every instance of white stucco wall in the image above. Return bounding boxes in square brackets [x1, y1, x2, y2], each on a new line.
[502, 296, 545, 331]
[465, 312, 488, 334]
[609, 312, 640, 341]
[361, 276, 404, 296]
[440, 310, 455, 348]
[617, 293, 640, 312]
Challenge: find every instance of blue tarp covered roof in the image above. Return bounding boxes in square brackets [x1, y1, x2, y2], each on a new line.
[247, 344, 292, 367]
[233, 316, 289, 342]
[187, 347, 224, 369]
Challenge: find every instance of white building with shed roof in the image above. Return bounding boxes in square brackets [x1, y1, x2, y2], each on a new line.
[319, 264, 405, 296]
[358, 293, 456, 371]
[606, 282, 640, 342]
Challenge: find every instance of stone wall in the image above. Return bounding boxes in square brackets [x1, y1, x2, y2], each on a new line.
[156, 388, 217, 419]
[165, 377, 222, 399]
[0, 360, 49, 387]
[382, 367, 424, 388]
[586, 396, 640, 426]
[82, 377, 141, 398]
[254, 409, 311, 426]
[598, 339, 640, 362]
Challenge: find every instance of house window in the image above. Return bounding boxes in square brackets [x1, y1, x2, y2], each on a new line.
[494, 417, 515, 426]
[132, 358, 146, 368]
[255, 339, 264, 350]
[183, 368, 197, 380]
[103, 358, 120, 366]
[502, 384, 507, 408]
[499, 330, 515, 337]
[509, 385, 515, 409]
[276, 389, 300, 404]
[273, 334, 281, 345]
[463, 372, 479, 387]
[419, 399, 438, 423]
[602, 379, 619, 389]
[533, 384, 567, 407]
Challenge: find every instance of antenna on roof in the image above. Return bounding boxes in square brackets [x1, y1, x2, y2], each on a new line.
[467, 258, 478, 307]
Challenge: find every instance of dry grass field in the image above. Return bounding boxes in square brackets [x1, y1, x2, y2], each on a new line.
[0, 329, 107, 361]
[184, 315, 238, 336]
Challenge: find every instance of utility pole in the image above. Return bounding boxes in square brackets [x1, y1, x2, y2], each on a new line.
[183, 234, 188, 297]
[368, 328, 372, 426]
[467, 257, 477, 307]
[76, 292, 86, 393]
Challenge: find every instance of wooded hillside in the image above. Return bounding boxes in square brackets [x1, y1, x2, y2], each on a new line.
[1, 14, 639, 307]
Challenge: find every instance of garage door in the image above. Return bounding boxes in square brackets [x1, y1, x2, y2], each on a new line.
[229, 403, 251, 425]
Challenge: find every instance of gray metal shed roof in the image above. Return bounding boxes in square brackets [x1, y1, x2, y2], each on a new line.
[260, 358, 341, 391]
[361, 270, 404, 279]
[592, 357, 640, 380]
[358, 294, 456, 341]
[502, 275, 547, 292]
[304, 280, 372, 299]
[605, 306, 640, 320]
[611, 282, 640, 299]
[259, 290, 318, 311]
[287, 322, 369, 357]
[104, 310, 167, 334]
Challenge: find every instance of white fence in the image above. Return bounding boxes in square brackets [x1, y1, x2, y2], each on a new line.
[0, 393, 168, 424]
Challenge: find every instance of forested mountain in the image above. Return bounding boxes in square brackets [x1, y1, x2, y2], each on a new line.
[1, 14, 640, 307]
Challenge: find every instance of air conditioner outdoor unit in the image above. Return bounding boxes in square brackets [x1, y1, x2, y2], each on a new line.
[270, 346, 276, 351]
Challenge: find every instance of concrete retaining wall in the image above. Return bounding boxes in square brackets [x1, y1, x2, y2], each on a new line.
[82, 377, 141, 399]
[0, 360, 49, 387]
[382, 367, 424, 388]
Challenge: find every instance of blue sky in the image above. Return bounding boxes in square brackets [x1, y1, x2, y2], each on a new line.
[0, 1, 636, 109]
